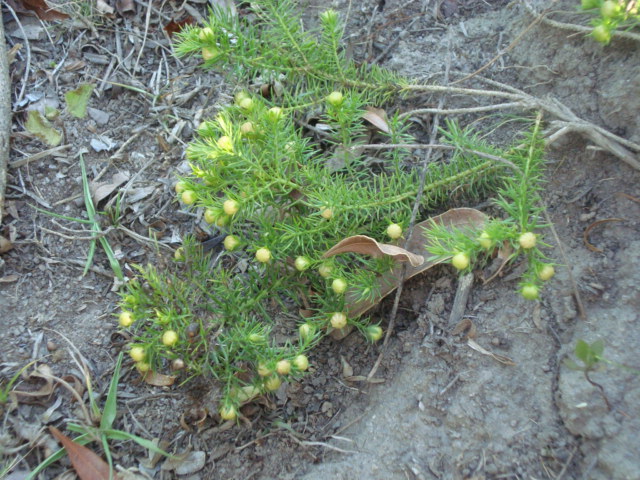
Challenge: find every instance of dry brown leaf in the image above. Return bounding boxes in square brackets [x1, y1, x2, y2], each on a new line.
[90, 172, 129, 205]
[363, 107, 389, 133]
[142, 370, 176, 387]
[164, 17, 197, 37]
[340, 356, 353, 378]
[50, 426, 117, 480]
[0, 235, 13, 254]
[583, 218, 625, 253]
[95, 0, 114, 15]
[0, 274, 19, 283]
[324, 235, 424, 267]
[451, 318, 477, 339]
[12, 364, 55, 400]
[89, 172, 129, 205]
[115, 0, 135, 16]
[8, 0, 69, 20]
[343, 208, 487, 318]
[466, 339, 515, 366]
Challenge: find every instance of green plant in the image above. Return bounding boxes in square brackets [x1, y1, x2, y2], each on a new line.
[580, 0, 640, 44]
[33, 154, 123, 280]
[115, 0, 553, 415]
[424, 115, 555, 300]
[26, 353, 170, 480]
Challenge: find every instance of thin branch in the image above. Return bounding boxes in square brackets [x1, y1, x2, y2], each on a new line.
[0, 7, 11, 224]
[400, 101, 523, 117]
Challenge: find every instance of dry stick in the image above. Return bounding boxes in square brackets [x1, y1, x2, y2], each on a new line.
[400, 101, 523, 117]
[0, 8, 11, 225]
[402, 77, 640, 171]
[3, 3, 30, 106]
[523, 0, 640, 43]
[367, 31, 453, 382]
[10, 144, 72, 169]
[133, 0, 154, 76]
[353, 143, 522, 172]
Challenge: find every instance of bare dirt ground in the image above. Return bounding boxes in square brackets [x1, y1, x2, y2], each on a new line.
[1, 0, 639, 479]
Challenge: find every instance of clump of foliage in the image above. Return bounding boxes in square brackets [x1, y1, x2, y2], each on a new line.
[116, 0, 554, 417]
[580, 0, 640, 44]
[425, 115, 555, 301]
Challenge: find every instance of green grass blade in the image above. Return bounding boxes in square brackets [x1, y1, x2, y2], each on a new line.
[100, 353, 123, 430]
[78, 153, 123, 279]
[30, 204, 93, 224]
[99, 236, 124, 280]
[102, 429, 173, 457]
[25, 433, 91, 480]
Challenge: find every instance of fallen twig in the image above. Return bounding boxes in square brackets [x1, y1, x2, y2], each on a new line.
[0, 8, 12, 225]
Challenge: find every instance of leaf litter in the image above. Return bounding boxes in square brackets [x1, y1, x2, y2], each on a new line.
[326, 208, 487, 318]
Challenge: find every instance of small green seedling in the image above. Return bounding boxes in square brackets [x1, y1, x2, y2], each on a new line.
[564, 339, 612, 410]
[33, 153, 123, 281]
[26, 353, 171, 480]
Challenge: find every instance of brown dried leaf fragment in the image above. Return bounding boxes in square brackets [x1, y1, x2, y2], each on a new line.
[583, 218, 625, 253]
[9, 0, 69, 20]
[339, 208, 487, 318]
[142, 370, 176, 386]
[324, 235, 424, 267]
[362, 107, 389, 133]
[49, 426, 117, 480]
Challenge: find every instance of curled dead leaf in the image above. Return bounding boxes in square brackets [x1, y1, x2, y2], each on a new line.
[12, 364, 55, 401]
[324, 235, 424, 267]
[583, 218, 625, 253]
[89, 171, 129, 205]
[142, 370, 176, 387]
[115, 0, 135, 16]
[363, 107, 389, 133]
[50, 426, 117, 480]
[0, 235, 13, 254]
[342, 208, 487, 318]
[451, 318, 477, 339]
